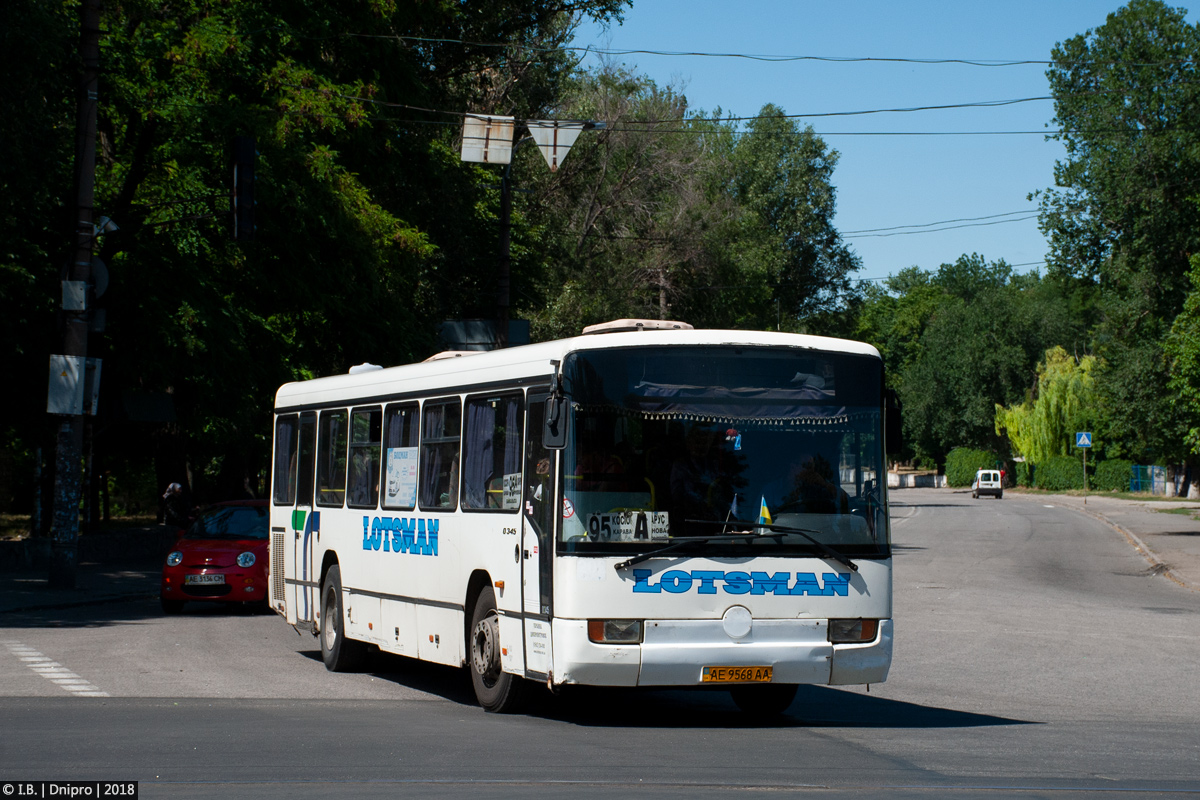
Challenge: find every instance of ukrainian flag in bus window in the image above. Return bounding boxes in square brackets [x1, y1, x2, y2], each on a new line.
[757, 496, 772, 526]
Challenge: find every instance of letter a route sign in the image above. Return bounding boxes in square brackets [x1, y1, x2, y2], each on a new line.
[1076, 432, 1092, 448]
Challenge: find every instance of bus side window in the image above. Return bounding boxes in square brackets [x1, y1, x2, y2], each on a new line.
[272, 415, 299, 506]
[462, 393, 524, 512]
[419, 399, 462, 511]
[381, 403, 419, 510]
[347, 407, 382, 509]
[316, 410, 349, 507]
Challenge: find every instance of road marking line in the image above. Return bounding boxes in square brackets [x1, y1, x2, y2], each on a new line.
[3, 642, 109, 697]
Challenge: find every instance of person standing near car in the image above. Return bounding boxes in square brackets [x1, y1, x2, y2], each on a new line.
[162, 482, 190, 530]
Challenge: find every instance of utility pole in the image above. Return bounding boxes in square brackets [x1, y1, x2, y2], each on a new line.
[48, 0, 102, 588]
[497, 160, 513, 349]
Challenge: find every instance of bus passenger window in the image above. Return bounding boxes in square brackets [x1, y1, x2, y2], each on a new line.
[382, 403, 419, 510]
[347, 407, 382, 509]
[316, 410, 349, 507]
[272, 415, 299, 505]
[419, 399, 461, 511]
[462, 394, 524, 512]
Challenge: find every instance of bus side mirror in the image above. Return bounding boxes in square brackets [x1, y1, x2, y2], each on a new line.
[543, 396, 568, 449]
[885, 389, 903, 455]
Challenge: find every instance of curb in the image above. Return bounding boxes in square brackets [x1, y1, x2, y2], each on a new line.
[1059, 502, 1198, 593]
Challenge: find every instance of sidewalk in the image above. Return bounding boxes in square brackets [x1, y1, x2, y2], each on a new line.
[0, 564, 161, 614]
[0, 525, 171, 614]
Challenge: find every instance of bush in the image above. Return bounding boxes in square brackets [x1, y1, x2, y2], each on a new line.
[945, 447, 999, 487]
[1093, 459, 1134, 492]
[1015, 461, 1033, 487]
[1034, 454, 1086, 491]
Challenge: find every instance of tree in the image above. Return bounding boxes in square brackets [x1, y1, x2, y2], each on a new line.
[1165, 255, 1200, 493]
[1039, 0, 1200, 463]
[522, 71, 861, 337]
[882, 256, 1080, 465]
[3, 0, 630, 509]
[995, 346, 1098, 464]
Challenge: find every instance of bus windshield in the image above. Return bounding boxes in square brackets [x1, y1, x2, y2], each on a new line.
[559, 345, 888, 556]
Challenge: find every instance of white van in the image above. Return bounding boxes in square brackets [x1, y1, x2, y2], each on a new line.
[972, 469, 1003, 499]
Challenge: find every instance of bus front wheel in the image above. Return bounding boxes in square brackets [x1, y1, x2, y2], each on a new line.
[321, 565, 367, 672]
[730, 683, 797, 717]
[469, 585, 525, 713]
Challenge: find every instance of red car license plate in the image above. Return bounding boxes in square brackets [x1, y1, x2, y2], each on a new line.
[185, 574, 225, 585]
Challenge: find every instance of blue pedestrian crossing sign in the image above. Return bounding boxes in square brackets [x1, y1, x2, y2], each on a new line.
[1075, 432, 1093, 448]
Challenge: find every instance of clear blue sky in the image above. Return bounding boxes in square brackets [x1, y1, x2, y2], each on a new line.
[571, 1, 1194, 284]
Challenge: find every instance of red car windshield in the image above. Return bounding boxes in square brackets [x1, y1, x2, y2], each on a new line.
[184, 505, 269, 541]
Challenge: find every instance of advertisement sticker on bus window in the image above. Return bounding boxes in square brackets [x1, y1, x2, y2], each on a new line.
[586, 511, 669, 542]
[502, 472, 521, 510]
[385, 447, 418, 507]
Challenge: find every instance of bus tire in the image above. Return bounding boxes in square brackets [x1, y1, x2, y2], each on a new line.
[469, 585, 525, 713]
[321, 565, 367, 672]
[730, 683, 797, 717]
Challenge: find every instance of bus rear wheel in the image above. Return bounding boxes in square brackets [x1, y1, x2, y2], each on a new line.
[321, 565, 367, 672]
[730, 683, 797, 717]
[469, 586, 525, 713]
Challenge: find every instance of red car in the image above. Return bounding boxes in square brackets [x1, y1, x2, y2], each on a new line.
[160, 500, 270, 614]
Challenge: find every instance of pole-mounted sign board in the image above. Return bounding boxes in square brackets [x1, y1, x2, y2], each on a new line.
[1075, 432, 1092, 448]
[461, 115, 515, 165]
[526, 120, 586, 172]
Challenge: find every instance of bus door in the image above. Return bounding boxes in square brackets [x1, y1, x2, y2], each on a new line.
[521, 391, 555, 677]
[291, 412, 318, 624]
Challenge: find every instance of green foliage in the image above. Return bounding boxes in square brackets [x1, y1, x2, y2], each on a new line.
[1093, 459, 1134, 492]
[995, 346, 1098, 464]
[1166, 254, 1200, 454]
[887, 256, 1080, 465]
[1015, 461, 1033, 487]
[1033, 455, 1087, 491]
[2, 0, 632, 503]
[523, 71, 861, 335]
[945, 447, 999, 488]
[1040, 0, 1200, 463]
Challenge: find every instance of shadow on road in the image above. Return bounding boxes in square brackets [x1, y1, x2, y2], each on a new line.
[335, 649, 1035, 729]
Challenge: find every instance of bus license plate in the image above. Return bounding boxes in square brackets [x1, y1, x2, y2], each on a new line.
[702, 666, 772, 683]
[185, 574, 225, 585]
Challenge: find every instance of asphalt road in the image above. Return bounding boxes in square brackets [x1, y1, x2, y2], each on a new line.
[2, 489, 1199, 798]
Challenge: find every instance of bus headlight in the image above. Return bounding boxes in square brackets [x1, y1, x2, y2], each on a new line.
[236, 552, 256, 568]
[829, 619, 879, 644]
[588, 619, 642, 644]
[166, 551, 183, 567]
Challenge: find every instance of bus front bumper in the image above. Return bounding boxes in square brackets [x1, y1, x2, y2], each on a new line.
[551, 618, 892, 687]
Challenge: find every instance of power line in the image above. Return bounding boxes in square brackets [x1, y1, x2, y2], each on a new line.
[842, 210, 1037, 235]
[357, 34, 1200, 70]
[843, 214, 1040, 238]
[277, 81, 1053, 125]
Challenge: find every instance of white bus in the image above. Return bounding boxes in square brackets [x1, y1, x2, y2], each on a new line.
[269, 320, 896, 714]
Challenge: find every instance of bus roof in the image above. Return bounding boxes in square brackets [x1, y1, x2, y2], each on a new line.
[273, 327, 882, 412]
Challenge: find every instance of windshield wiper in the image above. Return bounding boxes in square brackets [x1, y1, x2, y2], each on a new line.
[613, 531, 786, 572]
[684, 519, 859, 573]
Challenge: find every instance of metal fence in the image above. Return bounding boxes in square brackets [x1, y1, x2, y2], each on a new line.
[1130, 465, 1167, 494]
